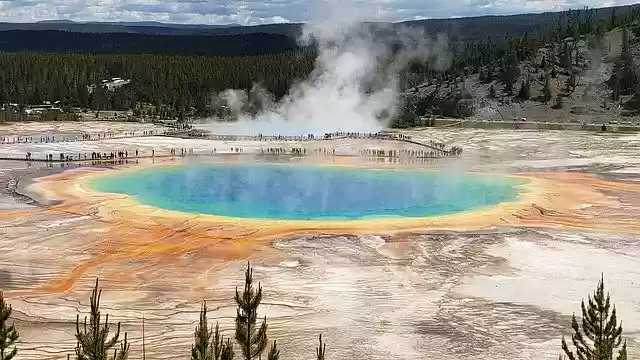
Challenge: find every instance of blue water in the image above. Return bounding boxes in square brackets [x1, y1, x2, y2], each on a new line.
[89, 163, 524, 220]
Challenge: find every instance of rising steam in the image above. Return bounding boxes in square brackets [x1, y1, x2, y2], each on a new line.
[201, 2, 451, 136]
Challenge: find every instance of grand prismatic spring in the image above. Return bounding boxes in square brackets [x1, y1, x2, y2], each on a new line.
[2, 122, 640, 360]
[89, 163, 524, 220]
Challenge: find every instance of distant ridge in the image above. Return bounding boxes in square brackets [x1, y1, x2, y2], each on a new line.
[37, 19, 75, 24]
[0, 30, 301, 56]
[38, 19, 242, 28]
[0, 3, 636, 55]
[0, 21, 252, 36]
[3, 3, 638, 41]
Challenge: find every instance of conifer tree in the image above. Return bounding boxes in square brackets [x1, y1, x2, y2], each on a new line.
[541, 73, 553, 103]
[610, 66, 621, 101]
[235, 263, 268, 360]
[212, 321, 224, 360]
[500, 50, 520, 95]
[607, 27, 639, 98]
[192, 301, 233, 360]
[560, 41, 573, 70]
[221, 340, 234, 360]
[561, 275, 627, 360]
[488, 85, 497, 99]
[316, 334, 326, 360]
[0, 292, 19, 360]
[74, 278, 129, 360]
[564, 72, 579, 96]
[610, 9, 617, 30]
[553, 95, 564, 109]
[267, 341, 279, 360]
[504, 81, 514, 97]
[486, 65, 494, 83]
[517, 76, 531, 100]
[478, 68, 486, 83]
[192, 303, 210, 360]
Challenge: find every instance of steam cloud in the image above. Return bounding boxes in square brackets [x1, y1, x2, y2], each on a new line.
[201, 1, 451, 136]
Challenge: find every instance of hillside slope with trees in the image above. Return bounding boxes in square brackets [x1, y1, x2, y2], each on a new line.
[393, 6, 640, 127]
[0, 51, 315, 118]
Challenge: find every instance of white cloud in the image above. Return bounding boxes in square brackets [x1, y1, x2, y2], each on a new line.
[0, 0, 637, 24]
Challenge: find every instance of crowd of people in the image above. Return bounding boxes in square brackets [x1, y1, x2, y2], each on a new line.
[323, 131, 391, 140]
[201, 131, 394, 142]
[89, 150, 139, 160]
[261, 147, 287, 154]
[254, 146, 458, 158]
[9, 143, 461, 162]
[1, 130, 160, 144]
[359, 149, 440, 158]
[199, 131, 451, 150]
[17, 147, 202, 162]
[202, 134, 316, 141]
[1, 127, 464, 162]
[191, 131, 462, 156]
[169, 148, 195, 156]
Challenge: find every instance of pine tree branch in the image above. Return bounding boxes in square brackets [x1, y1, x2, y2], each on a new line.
[221, 339, 234, 360]
[561, 336, 576, 360]
[616, 340, 627, 360]
[266, 341, 279, 360]
[113, 332, 129, 360]
[213, 327, 222, 360]
[249, 319, 267, 359]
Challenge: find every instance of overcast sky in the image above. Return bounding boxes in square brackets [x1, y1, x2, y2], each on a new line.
[0, 0, 636, 24]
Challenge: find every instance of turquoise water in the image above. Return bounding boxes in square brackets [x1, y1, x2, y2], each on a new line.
[89, 163, 525, 220]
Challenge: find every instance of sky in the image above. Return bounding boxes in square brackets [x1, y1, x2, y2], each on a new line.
[0, 0, 636, 25]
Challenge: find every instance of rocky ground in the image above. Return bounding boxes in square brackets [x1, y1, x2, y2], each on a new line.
[411, 27, 640, 125]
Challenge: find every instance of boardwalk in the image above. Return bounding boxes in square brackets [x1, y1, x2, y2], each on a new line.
[0, 130, 463, 163]
[183, 131, 462, 155]
[1, 131, 163, 144]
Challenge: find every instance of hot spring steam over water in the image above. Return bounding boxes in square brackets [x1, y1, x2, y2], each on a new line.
[89, 163, 524, 220]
